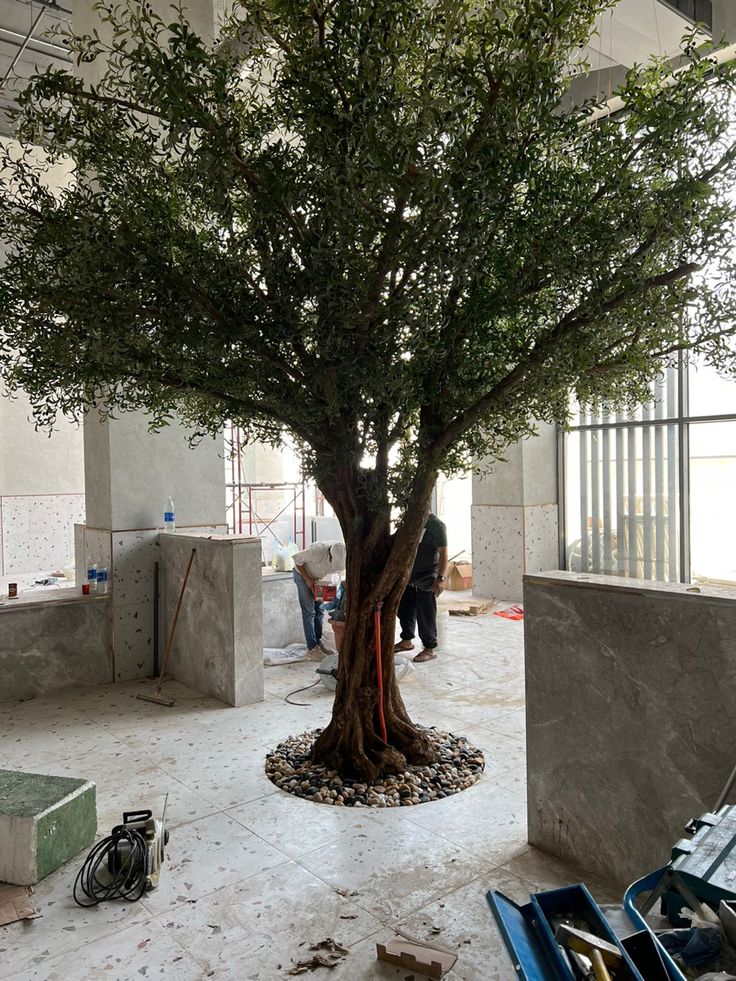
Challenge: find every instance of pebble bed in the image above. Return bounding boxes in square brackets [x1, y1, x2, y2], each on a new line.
[265, 726, 485, 807]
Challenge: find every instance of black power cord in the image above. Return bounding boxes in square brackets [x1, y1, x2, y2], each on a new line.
[73, 827, 148, 907]
[284, 679, 321, 706]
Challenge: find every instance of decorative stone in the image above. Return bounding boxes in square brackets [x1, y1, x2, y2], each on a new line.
[265, 727, 484, 807]
[0, 769, 97, 885]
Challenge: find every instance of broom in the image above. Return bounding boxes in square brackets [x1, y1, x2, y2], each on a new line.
[137, 547, 196, 707]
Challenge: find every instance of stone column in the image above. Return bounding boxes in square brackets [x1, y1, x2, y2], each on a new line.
[71, 0, 228, 681]
[160, 532, 263, 706]
[471, 424, 559, 603]
[79, 409, 226, 680]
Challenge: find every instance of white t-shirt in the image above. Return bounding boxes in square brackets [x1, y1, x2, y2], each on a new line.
[293, 541, 346, 580]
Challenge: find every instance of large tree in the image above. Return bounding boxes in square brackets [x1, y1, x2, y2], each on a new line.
[2, 0, 736, 777]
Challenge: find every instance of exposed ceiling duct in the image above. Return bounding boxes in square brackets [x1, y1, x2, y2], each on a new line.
[0, 0, 71, 139]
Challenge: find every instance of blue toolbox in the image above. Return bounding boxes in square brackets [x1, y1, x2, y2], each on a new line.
[487, 805, 736, 979]
[487, 882, 679, 980]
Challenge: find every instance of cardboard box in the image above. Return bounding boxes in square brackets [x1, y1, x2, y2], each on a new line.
[446, 561, 472, 591]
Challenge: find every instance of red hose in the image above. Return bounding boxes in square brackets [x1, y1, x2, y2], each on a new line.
[374, 603, 388, 744]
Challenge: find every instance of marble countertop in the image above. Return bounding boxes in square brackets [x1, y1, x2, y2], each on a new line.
[0, 586, 110, 613]
[159, 532, 261, 544]
[261, 568, 294, 581]
[524, 570, 736, 604]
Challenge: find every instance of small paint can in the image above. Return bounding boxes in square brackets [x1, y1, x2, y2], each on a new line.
[8, 583, 18, 599]
[82, 582, 90, 595]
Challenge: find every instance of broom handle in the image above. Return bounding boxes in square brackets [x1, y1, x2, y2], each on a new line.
[156, 548, 196, 693]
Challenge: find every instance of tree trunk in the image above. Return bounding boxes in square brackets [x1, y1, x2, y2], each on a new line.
[312, 464, 439, 780]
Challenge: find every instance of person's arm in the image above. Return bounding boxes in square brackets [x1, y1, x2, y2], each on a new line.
[434, 546, 449, 596]
[294, 563, 315, 592]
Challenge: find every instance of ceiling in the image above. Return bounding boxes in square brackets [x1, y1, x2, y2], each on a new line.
[0, 0, 71, 139]
[0, 0, 714, 142]
[580, 0, 709, 75]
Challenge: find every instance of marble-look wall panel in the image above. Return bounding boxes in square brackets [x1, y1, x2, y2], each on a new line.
[262, 574, 304, 648]
[1, 494, 85, 576]
[161, 534, 263, 706]
[0, 598, 111, 701]
[524, 571, 736, 887]
[523, 504, 559, 575]
[232, 540, 265, 706]
[471, 505, 524, 602]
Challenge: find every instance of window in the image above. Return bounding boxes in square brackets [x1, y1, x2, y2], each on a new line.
[562, 356, 736, 584]
[659, 0, 713, 30]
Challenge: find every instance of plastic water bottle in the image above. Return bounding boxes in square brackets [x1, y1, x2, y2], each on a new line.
[87, 563, 97, 594]
[97, 567, 109, 594]
[164, 497, 176, 533]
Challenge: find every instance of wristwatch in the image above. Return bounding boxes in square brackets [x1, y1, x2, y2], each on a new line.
[438, 575, 445, 582]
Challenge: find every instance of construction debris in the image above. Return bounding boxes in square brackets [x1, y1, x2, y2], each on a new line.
[0, 884, 40, 927]
[288, 939, 348, 974]
[376, 933, 458, 979]
[447, 600, 492, 617]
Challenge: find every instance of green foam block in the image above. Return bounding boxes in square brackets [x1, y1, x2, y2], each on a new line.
[0, 769, 97, 885]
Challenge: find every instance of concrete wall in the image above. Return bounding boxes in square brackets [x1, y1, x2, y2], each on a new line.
[0, 146, 84, 578]
[84, 409, 225, 532]
[524, 571, 736, 886]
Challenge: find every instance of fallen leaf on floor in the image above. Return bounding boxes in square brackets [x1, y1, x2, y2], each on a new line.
[288, 938, 348, 974]
[311, 940, 348, 955]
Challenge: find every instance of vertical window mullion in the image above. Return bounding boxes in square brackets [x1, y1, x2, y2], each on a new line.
[627, 427, 637, 578]
[580, 426, 590, 573]
[591, 430, 601, 572]
[642, 408, 653, 580]
[602, 428, 612, 573]
[616, 421, 625, 575]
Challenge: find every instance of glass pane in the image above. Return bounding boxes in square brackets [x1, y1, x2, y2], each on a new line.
[689, 421, 736, 584]
[571, 368, 679, 427]
[565, 424, 679, 581]
[687, 355, 736, 419]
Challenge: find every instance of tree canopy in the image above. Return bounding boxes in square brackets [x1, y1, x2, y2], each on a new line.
[2, 0, 736, 513]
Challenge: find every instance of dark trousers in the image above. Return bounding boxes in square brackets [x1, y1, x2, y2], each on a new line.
[398, 580, 438, 650]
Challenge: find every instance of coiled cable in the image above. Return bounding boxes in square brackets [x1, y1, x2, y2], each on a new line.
[73, 827, 148, 907]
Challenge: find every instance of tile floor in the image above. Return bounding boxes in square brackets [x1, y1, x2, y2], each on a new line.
[0, 608, 620, 980]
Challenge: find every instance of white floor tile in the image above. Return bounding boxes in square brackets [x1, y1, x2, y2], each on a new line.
[155, 738, 279, 810]
[0, 860, 150, 980]
[226, 790, 381, 860]
[296, 818, 492, 921]
[156, 861, 383, 980]
[138, 810, 289, 915]
[17, 917, 204, 981]
[399, 776, 530, 868]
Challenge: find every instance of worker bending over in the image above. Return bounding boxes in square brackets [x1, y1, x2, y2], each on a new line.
[292, 541, 347, 660]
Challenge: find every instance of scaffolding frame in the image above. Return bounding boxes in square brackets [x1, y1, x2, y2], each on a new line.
[225, 425, 306, 554]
